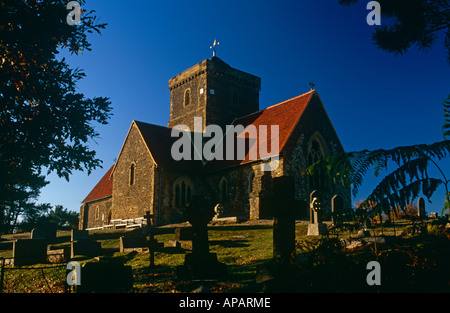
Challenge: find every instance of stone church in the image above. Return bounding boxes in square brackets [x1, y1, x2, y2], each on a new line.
[79, 56, 351, 230]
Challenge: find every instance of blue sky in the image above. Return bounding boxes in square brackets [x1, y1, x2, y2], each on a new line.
[38, 0, 450, 215]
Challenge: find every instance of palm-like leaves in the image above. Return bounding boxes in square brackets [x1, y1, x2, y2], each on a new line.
[305, 140, 450, 215]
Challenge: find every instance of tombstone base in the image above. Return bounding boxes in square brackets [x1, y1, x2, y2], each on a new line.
[176, 252, 227, 281]
[75, 259, 133, 293]
[255, 259, 300, 292]
[307, 223, 328, 236]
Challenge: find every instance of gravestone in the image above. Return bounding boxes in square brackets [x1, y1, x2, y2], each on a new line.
[47, 245, 71, 263]
[417, 197, 426, 219]
[255, 177, 302, 291]
[272, 176, 296, 264]
[331, 195, 344, 226]
[175, 227, 193, 241]
[307, 190, 328, 236]
[176, 195, 227, 280]
[13, 239, 47, 266]
[75, 259, 133, 293]
[71, 239, 102, 258]
[31, 223, 57, 241]
[120, 235, 148, 253]
[71, 229, 89, 241]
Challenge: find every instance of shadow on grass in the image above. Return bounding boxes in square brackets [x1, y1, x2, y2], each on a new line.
[209, 239, 250, 248]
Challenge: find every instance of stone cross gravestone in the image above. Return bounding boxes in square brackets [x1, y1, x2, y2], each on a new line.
[307, 190, 328, 236]
[272, 176, 296, 264]
[144, 211, 158, 267]
[13, 239, 47, 266]
[255, 177, 302, 290]
[176, 195, 227, 280]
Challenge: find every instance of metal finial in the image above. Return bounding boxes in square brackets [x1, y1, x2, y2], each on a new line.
[309, 81, 315, 90]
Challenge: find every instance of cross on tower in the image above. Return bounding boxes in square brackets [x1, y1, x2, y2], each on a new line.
[309, 81, 315, 90]
[210, 39, 220, 57]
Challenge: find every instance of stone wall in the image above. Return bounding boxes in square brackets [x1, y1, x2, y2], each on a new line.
[79, 197, 112, 230]
[112, 123, 155, 222]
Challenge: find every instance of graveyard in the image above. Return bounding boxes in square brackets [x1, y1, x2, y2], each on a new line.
[1, 211, 449, 293]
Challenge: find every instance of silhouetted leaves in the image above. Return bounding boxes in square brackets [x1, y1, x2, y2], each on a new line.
[339, 0, 450, 63]
[0, 0, 111, 233]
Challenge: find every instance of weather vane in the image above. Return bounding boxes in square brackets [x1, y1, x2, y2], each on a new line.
[210, 39, 220, 57]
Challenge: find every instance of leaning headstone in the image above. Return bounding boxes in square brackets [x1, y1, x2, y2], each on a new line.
[119, 235, 148, 253]
[307, 190, 328, 236]
[71, 239, 102, 258]
[71, 229, 89, 241]
[13, 239, 47, 266]
[75, 259, 133, 293]
[176, 195, 227, 281]
[417, 197, 426, 219]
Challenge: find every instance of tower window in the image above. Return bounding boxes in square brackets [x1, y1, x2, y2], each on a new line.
[184, 89, 191, 106]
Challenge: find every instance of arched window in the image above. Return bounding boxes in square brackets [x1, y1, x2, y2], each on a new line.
[173, 177, 194, 209]
[184, 89, 191, 106]
[129, 163, 136, 186]
[95, 206, 100, 220]
[307, 135, 328, 191]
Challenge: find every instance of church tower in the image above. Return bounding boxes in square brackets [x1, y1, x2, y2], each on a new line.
[168, 56, 261, 131]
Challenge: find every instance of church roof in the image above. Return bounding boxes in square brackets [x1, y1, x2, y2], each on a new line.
[133, 121, 204, 171]
[206, 90, 314, 169]
[81, 164, 114, 204]
[82, 90, 315, 203]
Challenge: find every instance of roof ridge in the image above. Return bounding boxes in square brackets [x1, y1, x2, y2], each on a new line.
[235, 90, 315, 122]
[133, 120, 171, 130]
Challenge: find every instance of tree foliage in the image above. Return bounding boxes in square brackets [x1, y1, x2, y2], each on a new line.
[304, 139, 450, 215]
[339, 0, 450, 63]
[0, 0, 111, 233]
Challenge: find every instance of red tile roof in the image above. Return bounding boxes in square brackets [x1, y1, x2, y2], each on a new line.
[234, 90, 313, 161]
[206, 90, 314, 169]
[82, 164, 114, 203]
[83, 91, 314, 202]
